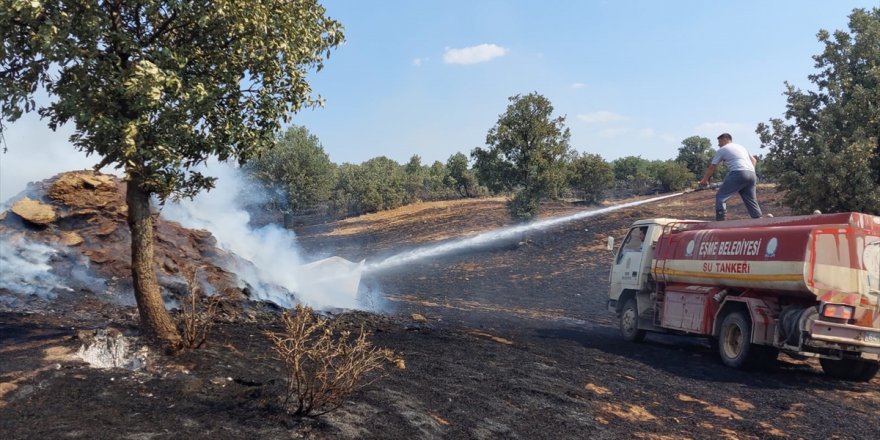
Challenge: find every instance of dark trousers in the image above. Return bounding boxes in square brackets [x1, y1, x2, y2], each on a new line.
[715, 171, 762, 220]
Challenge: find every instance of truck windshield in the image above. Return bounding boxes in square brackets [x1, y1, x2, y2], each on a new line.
[616, 227, 647, 264]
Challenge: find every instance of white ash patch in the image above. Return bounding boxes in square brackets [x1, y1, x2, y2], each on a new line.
[76, 329, 151, 371]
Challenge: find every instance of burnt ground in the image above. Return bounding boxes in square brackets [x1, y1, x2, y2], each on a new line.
[2, 183, 879, 440]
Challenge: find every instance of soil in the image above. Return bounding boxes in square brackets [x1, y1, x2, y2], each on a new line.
[1, 175, 878, 440]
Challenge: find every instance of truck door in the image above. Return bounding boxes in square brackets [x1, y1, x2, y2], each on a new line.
[611, 226, 649, 292]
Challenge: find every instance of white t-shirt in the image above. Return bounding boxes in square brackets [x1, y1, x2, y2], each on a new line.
[711, 143, 755, 172]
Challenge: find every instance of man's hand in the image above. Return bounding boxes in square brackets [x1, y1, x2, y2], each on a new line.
[698, 178, 709, 187]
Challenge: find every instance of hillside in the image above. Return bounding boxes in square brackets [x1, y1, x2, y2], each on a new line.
[1, 175, 878, 440]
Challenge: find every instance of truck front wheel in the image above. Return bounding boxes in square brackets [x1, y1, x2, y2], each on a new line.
[819, 358, 880, 382]
[620, 298, 646, 342]
[718, 311, 777, 369]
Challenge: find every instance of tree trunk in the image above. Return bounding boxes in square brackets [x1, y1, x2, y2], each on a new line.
[126, 178, 182, 351]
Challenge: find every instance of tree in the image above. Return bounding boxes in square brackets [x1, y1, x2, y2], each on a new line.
[652, 160, 695, 192]
[757, 8, 880, 214]
[471, 92, 573, 218]
[244, 126, 335, 215]
[331, 157, 408, 215]
[444, 152, 478, 197]
[675, 136, 715, 180]
[402, 154, 427, 201]
[425, 160, 452, 199]
[0, 1, 343, 348]
[569, 152, 613, 204]
[611, 156, 653, 193]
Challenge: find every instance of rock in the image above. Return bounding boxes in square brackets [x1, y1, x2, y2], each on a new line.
[394, 358, 406, 369]
[95, 221, 117, 236]
[411, 313, 427, 323]
[60, 231, 84, 246]
[47, 171, 121, 210]
[10, 197, 56, 225]
[84, 249, 109, 264]
[161, 257, 179, 274]
[79, 174, 114, 189]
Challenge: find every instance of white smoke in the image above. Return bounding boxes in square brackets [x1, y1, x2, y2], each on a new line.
[160, 163, 363, 311]
[0, 233, 72, 298]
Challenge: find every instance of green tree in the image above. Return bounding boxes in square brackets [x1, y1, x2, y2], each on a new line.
[402, 154, 427, 201]
[404, 154, 423, 176]
[471, 144, 516, 194]
[611, 156, 653, 193]
[332, 157, 408, 215]
[675, 136, 715, 180]
[244, 126, 335, 215]
[471, 92, 573, 218]
[425, 160, 452, 199]
[569, 152, 613, 204]
[0, 1, 343, 348]
[757, 8, 880, 214]
[652, 160, 695, 192]
[444, 152, 478, 197]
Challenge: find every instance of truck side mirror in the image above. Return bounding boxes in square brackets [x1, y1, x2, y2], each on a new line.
[606, 236, 614, 251]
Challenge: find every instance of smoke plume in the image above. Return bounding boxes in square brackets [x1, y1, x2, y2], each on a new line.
[160, 163, 364, 310]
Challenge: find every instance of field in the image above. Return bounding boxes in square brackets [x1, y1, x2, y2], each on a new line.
[1, 177, 878, 440]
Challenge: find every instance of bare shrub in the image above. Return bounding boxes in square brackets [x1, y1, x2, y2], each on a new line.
[265, 304, 395, 416]
[177, 267, 227, 352]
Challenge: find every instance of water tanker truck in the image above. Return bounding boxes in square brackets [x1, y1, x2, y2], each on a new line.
[608, 212, 880, 381]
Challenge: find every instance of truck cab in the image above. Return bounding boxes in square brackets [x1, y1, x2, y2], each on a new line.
[607, 219, 682, 323]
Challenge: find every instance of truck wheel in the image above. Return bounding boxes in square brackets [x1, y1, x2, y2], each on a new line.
[717, 311, 775, 369]
[620, 298, 646, 342]
[856, 362, 880, 382]
[820, 358, 879, 382]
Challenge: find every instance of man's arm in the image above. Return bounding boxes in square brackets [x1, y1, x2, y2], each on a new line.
[751, 155, 757, 167]
[699, 163, 717, 186]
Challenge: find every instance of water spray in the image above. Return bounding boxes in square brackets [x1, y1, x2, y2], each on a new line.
[363, 192, 686, 273]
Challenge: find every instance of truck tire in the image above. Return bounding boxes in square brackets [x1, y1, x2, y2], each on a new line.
[718, 311, 777, 369]
[620, 298, 646, 342]
[856, 362, 880, 382]
[820, 358, 880, 382]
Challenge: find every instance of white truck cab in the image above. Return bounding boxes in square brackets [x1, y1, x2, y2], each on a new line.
[608, 220, 669, 310]
[606, 219, 695, 340]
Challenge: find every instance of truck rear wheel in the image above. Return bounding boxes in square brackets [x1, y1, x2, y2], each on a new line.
[718, 311, 777, 369]
[819, 358, 880, 382]
[620, 298, 646, 342]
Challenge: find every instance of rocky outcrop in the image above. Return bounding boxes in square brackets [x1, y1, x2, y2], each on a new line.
[1, 171, 251, 307]
[10, 197, 56, 225]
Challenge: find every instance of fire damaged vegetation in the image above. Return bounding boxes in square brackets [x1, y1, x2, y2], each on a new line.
[175, 266, 235, 353]
[264, 305, 396, 416]
[1, 175, 878, 439]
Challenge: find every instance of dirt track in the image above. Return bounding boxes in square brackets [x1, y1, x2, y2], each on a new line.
[2, 185, 878, 439]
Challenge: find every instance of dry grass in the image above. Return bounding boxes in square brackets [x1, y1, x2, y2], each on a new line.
[264, 305, 396, 416]
[177, 267, 229, 352]
[325, 197, 508, 237]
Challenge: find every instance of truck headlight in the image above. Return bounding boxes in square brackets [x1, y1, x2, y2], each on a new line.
[822, 304, 854, 320]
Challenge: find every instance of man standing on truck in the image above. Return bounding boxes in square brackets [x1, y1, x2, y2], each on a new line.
[699, 133, 762, 221]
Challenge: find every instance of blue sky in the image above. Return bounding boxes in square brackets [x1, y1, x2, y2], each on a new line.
[0, 0, 874, 201]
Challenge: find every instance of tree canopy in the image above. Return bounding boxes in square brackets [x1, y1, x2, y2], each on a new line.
[472, 92, 573, 219]
[0, 0, 343, 347]
[757, 7, 880, 214]
[675, 136, 714, 181]
[569, 152, 613, 204]
[244, 125, 335, 215]
[445, 152, 479, 198]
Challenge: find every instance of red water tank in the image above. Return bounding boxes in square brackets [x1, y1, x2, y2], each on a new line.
[651, 213, 880, 306]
